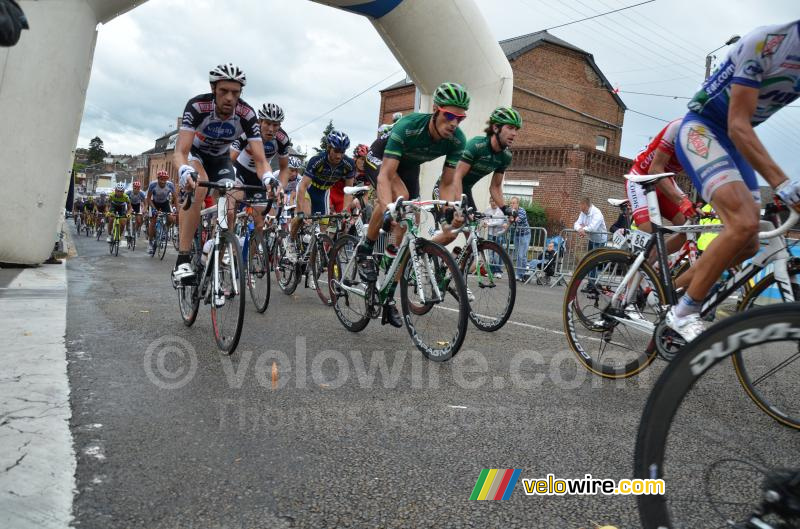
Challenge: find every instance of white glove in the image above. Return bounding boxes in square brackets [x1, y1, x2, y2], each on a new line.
[776, 179, 800, 208]
[261, 173, 281, 191]
[178, 165, 196, 189]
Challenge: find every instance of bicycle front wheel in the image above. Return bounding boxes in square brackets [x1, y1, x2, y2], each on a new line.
[211, 231, 246, 354]
[310, 234, 334, 306]
[247, 234, 271, 313]
[460, 240, 516, 332]
[563, 248, 666, 378]
[635, 304, 800, 529]
[274, 232, 300, 295]
[400, 239, 468, 362]
[328, 235, 370, 332]
[178, 238, 201, 327]
[158, 225, 168, 260]
[733, 261, 800, 429]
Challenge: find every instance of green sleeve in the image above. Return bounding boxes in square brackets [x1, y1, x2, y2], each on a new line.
[460, 137, 479, 165]
[496, 151, 512, 174]
[383, 126, 405, 160]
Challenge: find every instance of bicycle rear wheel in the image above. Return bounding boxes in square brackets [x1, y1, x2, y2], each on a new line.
[733, 261, 800, 429]
[460, 240, 516, 332]
[400, 239, 468, 362]
[247, 234, 271, 313]
[158, 224, 168, 260]
[274, 232, 300, 295]
[328, 235, 370, 332]
[211, 231, 246, 354]
[171, 224, 180, 251]
[310, 233, 334, 306]
[635, 304, 800, 529]
[562, 248, 666, 378]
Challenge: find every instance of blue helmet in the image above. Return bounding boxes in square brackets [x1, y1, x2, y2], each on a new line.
[326, 130, 350, 152]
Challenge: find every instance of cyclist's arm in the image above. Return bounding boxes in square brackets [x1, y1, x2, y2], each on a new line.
[728, 84, 789, 189]
[648, 149, 684, 204]
[248, 139, 270, 182]
[174, 130, 193, 168]
[376, 157, 400, 206]
[439, 162, 466, 201]
[277, 156, 289, 189]
[490, 171, 505, 208]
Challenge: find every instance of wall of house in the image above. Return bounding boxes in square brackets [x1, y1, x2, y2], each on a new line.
[378, 85, 416, 130]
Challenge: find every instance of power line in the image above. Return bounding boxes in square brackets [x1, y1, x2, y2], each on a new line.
[289, 69, 404, 135]
[619, 90, 690, 99]
[541, 0, 656, 31]
[626, 108, 669, 122]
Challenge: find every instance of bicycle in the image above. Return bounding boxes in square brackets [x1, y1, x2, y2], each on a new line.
[94, 211, 105, 240]
[563, 172, 800, 425]
[108, 214, 128, 256]
[634, 303, 800, 528]
[150, 212, 170, 260]
[439, 200, 516, 332]
[235, 195, 280, 314]
[327, 196, 469, 361]
[125, 214, 136, 252]
[175, 178, 264, 353]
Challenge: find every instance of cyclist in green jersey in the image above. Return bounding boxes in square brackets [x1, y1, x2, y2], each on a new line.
[356, 82, 470, 326]
[432, 106, 522, 247]
[106, 183, 132, 242]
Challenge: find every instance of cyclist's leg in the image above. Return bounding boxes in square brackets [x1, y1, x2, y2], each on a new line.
[178, 153, 209, 254]
[671, 115, 761, 328]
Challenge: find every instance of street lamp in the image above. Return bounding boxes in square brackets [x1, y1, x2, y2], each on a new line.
[705, 34, 741, 79]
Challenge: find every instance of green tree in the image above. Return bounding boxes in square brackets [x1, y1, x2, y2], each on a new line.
[87, 136, 107, 164]
[518, 199, 547, 229]
[313, 120, 335, 154]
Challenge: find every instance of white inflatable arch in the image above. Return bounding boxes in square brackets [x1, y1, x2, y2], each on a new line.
[0, 0, 511, 264]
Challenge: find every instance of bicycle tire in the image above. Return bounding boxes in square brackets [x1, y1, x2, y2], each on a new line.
[733, 261, 800, 429]
[171, 224, 180, 251]
[634, 304, 800, 529]
[563, 248, 666, 378]
[328, 234, 370, 332]
[275, 232, 300, 295]
[211, 230, 246, 354]
[400, 239, 468, 362]
[246, 234, 271, 313]
[178, 238, 201, 327]
[158, 224, 168, 260]
[460, 239, 516, 332]
[310, 233, 334, 306]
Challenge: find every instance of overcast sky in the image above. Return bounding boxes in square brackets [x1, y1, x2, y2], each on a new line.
[78, 0, 799, 175]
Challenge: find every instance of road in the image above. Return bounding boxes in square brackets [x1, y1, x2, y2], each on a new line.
[62, 227, 792, 529]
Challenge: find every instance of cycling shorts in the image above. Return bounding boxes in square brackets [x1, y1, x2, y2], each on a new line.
[366, 136, 421, 200]
[625, 172, 683, 225]
[329, 181, 345, 213]
[674, 113, 760, 204]
[308, 185, 331, 216]
[110, 203, 128, 217]
[151, 200, 172, 215]
[234, 161, 268, 200]
[189, 148, 237, 183]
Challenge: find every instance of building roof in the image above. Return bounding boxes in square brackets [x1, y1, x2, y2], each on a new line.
[382, 30, 625, 110]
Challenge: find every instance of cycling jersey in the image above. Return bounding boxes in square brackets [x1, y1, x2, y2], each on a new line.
[148, 181, 176, 203]
[109, 192, 130, 206]
[83, 201, 94, 211]
[180, 93, 261, 158]
[303, 152, 356, 190]
[688, 21, 800, 128]
[384, 112, 466, 169]
[231, 128, 291, 172]
[126, 190, 146, 205]
[676, 21, 800, 202]
[94, 198, 107, 211]
[626, 120, 686, 224]
[438, 135, 511, 192]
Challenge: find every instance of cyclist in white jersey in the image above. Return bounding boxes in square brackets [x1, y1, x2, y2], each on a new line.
[126, 180, 146, 234]
[145, 170, 177, 255]
[665, 20, 800, 342]
[173, 63, 273, 282]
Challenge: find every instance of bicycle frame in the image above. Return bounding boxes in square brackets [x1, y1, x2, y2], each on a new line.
[605, 177, 799, 333]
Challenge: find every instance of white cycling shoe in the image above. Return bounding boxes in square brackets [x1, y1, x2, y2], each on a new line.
[171, 263, 195, 287]
[665, 308, 706, 343]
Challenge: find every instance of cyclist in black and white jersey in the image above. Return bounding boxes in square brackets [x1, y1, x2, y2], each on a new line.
[173, 63, 275, 282]
[230, 102, 292, 189]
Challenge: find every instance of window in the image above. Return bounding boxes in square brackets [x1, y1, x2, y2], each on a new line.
[503, 180, 539, 200]
[595, 136, 609, 152]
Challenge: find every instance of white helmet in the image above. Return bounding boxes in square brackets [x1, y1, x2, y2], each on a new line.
[392, 112, 403, 123]
[258, 103, 284, 122]
[288, 156, 303, 169]
[115, 183, 125, 191]
[209, 63, 247, 86]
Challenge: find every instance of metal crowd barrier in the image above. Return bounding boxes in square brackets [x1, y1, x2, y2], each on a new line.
[503, 225, 548, 280]
[551, 229, 613, 287]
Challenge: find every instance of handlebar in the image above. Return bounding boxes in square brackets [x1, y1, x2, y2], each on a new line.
[759, 207, 799, 239]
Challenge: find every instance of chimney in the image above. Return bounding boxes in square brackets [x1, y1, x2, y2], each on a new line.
[176, 117, 181, 131]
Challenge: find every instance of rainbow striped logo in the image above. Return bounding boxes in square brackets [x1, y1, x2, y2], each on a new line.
[470, 469, 521, 500]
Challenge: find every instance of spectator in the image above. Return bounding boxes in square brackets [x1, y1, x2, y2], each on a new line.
[508, 196, 530, 282]
[483, 196, 508, 276]
[526, 240, 559, 282]
[0, 0, 28, 47]
[574, 197, 607, 291]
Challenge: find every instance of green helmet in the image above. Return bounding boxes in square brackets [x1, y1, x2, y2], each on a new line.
[433, 82, 470, 110]
[490, 106, 522, 128]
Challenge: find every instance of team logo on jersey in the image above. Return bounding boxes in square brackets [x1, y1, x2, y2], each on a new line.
[203, 122, 236, 139]
[686, 127, 711, 159]
[742, 60, 764, 77]
[758, 33, 786, 58]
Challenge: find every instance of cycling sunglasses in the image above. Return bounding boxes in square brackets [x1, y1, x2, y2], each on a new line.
[440, 110, 467, 123]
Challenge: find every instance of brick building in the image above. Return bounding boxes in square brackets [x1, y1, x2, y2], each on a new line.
[378, 30, 642, 230]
